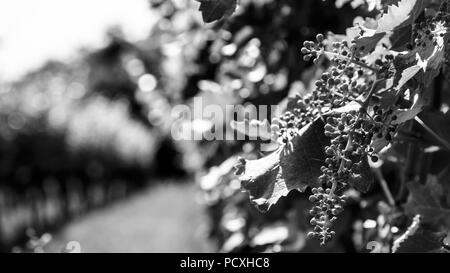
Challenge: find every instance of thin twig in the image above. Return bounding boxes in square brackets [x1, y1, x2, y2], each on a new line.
[332, 79, 383, 196]
[419, 152, 432, 185]
[373, 167, 395, 207]
[353, 60, 378, 73]
[396, 121, 416, 202]
[322, 50, 378, 72]
[414, 116, 450, 150]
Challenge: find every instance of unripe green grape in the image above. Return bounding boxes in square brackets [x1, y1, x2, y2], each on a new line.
[316, 33, 324, 43]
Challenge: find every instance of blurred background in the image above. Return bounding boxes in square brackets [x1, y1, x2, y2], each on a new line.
[0, 0, 369, 252]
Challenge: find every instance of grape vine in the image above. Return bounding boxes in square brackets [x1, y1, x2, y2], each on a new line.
[296, 0, 450, 244]
[197, 0, 450, 252]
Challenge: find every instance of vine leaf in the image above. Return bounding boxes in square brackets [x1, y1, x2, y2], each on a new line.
[392, 214, 420, 253]
[352, 0, 425, 53]
[236, 119, 329, 212]
[392, 93, 425, 125]
[394, 54, 425, 90]
[394, 229, 447, 253]
[394, 21, 449, 89]
[354, 32, 386, 55]
[393, 215, 446, 253]
[377, 0, 424, 32]
[405, 177, 450, 228]
[390, 24, 413, 50]
[197, 0, 238, 23]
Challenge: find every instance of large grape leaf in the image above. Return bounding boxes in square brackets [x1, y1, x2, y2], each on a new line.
[197, 0, 238, 23]
[236, 119, 329, 212]
[405, 177, 450, 228]
[390, 24, 413, 50]
[353, 0, 425, 53]
[392, 214, 421, 253]
[377, 0, 425, 32]
[354, 32, 386, 55]
[393, 217, 446, 253]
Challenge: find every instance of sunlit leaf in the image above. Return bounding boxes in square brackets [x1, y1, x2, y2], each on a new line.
[236, 118, 329, 212]
[393, 21, 449, 89]
[354, 32, 386, 55]
[352, 0, 425, 53]
[377, 0, 424, 32]
[393, 215, 446, 253]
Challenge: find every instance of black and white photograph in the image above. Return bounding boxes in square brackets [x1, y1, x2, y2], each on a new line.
[0, 0, 449, 257]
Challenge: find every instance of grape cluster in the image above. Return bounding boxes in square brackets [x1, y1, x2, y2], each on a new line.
[437, 0, 450, 78]
[299, 34, 402, 244]
[410, 21, 444, 49]
[373, 54, 395, 80]
[307, 111, 377, 243]
[272, 34, 377, 145]
[270, 101, 315, 144]
[323, 112, 376, 179]
[301, 34, 325, 64]
[309, 99, 403, 242]
[270, 30, 404, 244]
[371, 106, 398, 142]
[306, 186, 345, 245]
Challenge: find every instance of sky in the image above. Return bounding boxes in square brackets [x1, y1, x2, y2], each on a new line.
[0, 0, 156, 81]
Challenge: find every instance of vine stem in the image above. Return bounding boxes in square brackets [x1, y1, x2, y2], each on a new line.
[329, 179, 338, 197]
[363, 79, 394, 206]
[332, 78, 383, 196]
[396, 121, 417, 202]
[321, 50, 379, 72]
[373, 167, 395, 206]
[414, 116, 450, 150]
[337, 133, 353, 174]
[337, 79, 382, 171]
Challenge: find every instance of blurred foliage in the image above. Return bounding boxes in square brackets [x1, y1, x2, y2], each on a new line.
[0, 0, 367, 252]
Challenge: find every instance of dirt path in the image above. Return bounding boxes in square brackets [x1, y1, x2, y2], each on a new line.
[46, 182, 213, 253]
